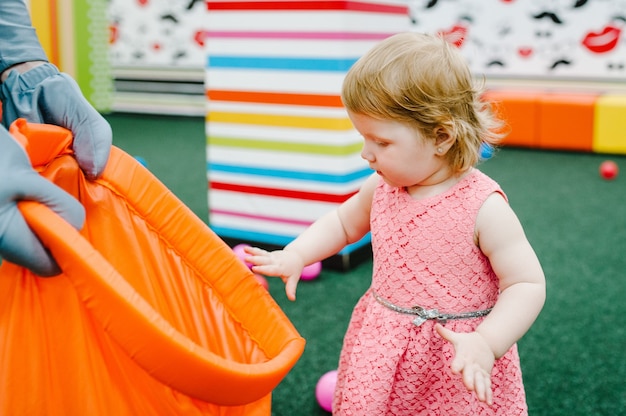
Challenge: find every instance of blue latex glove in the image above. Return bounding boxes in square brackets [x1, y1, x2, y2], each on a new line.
[1, 63, 112, 179]
[0, 0, 108, 274]
[0, 127, 85, 276]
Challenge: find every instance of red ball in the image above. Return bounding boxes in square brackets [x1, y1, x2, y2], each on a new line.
[599, 160, 619, 180]
[253, 273, 269, 290]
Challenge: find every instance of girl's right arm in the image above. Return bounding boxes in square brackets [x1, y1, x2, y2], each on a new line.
[245, 173, 378, 300]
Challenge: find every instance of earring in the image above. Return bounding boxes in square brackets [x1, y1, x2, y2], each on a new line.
[437, 147, 443, 153]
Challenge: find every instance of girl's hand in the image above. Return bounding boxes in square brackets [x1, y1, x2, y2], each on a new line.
[435, 324, 495, 405]
[243, 246, 304, 301]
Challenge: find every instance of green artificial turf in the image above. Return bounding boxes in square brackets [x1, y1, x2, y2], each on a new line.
[106, 113, 626, 416]
[106, 112, 209, 220]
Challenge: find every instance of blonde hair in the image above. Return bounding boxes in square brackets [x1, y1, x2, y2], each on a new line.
[341, 32, 505, 173]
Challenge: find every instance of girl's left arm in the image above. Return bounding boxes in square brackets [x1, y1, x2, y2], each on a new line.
[436, 192, 545, 404]
[473, 192, 546, 358]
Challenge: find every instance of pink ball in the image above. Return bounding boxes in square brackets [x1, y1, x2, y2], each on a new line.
[232, 244, 252, 268]
[300, 261, 322, 281]
[315, 370, 338, 412]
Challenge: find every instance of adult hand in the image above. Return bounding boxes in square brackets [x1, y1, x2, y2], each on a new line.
[0, 128, 84, 275]
[435, 323, 495, 405]
[1, 62, 111, 179]
[244, 246, 304, 301]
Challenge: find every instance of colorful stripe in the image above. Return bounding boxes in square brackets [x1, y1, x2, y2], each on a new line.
[210, 182, 357, 203]
[209, 163, 371, 183]
[210, 189, 339, 220]
[208, 136, 361, 155]
[207, 56, 357, 71]
[208, 226, 301, 247]
[206, 31, 395, 40]
[208, 90, 344, 107]
[49, 0, 59, 66]
[211, 209, 313, 227]
[207, 1, 408, 14]
[208, 224, 371, 254]
[57, 0, 75, 75]
[207, 111, 354, 130]
[71, 0, 112, 111]
[205, 71, 346, 94]
[30, 0, 60, 66]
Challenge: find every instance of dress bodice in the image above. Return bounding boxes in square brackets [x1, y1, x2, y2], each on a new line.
[370, 169, 504, 312]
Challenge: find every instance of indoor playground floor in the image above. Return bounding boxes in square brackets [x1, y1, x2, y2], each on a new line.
[106, 112, 625, 416]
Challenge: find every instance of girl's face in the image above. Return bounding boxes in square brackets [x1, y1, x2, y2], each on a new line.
[349, 111, 452, 192]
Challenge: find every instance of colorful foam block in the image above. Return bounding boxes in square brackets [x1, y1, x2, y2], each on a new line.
[593, 94, 626, 154]
[538, 92, 597, 152]
[482, 89, 542, 148]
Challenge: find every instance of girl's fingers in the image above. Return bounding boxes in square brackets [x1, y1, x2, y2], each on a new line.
[242, 247, 301, 301]
[462, 364, 475, 391]
[435, 323, 455, 342]
[243, 247, 264, 260]
[244, 246, 263, 254]
[465, 366, 493, 405]
[435, 324, 463, 374]
[285, 276, 298, 301]
[483, 382, 493, 405]
[473, 369, 485, 400]
[477, 370, 493, 405]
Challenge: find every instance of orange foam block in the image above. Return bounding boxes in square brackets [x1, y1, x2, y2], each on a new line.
[482, 89, 542, 148]
[593, 94, 626, 154]
[538, 92, 598, 152]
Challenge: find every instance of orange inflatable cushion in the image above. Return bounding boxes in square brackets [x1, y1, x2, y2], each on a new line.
[0, 120, 304, 415]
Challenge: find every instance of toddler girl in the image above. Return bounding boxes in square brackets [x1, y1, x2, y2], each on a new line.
[245, 32, 546, 415]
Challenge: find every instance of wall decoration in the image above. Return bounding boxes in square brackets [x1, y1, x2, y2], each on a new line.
[407, 0, 626, 81]
[29, 0, 112, 111]
[108, 0, 207, 68]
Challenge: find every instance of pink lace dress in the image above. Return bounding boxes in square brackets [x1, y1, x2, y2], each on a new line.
[333, 169, 528, 415]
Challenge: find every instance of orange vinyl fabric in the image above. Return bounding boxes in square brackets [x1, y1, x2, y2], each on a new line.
[0, 120, 305, 415]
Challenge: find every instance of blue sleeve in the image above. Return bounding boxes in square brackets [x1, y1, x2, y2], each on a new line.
[0, 0, 48, 73]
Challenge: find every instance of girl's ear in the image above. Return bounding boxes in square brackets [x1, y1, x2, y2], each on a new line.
[434, 126, 455, 153]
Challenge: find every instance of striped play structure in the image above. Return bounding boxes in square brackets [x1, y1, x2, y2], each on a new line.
[28, 0, 112, 111]
[205, 1, 410, 268]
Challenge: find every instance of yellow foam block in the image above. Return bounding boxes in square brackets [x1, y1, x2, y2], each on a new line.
[593, 94, 626, 154]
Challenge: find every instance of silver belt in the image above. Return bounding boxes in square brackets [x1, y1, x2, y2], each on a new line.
[373, 291, 493, 327]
